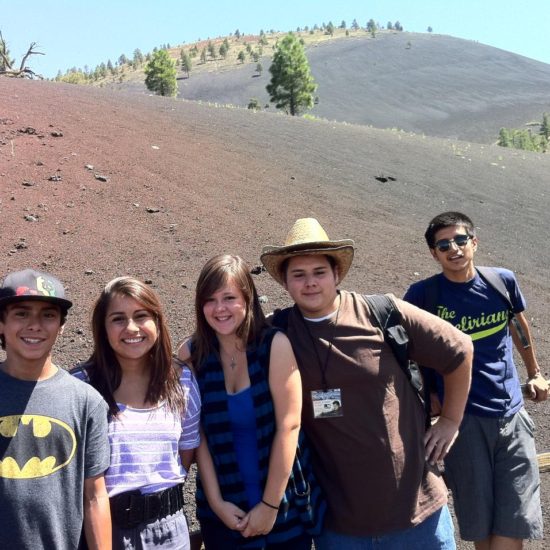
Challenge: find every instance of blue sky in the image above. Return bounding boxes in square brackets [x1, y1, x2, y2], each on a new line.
[2, 1, 548, 78]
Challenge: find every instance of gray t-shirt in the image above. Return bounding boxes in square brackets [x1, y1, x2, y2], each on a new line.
[0, 367, 110, 550]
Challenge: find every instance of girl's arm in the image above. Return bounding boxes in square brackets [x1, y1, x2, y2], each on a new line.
[178, 364, 201, 472]
[239, 332, 302, 538]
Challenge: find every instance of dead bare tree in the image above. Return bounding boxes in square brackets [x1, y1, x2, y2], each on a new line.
[0, 31, 45, 79]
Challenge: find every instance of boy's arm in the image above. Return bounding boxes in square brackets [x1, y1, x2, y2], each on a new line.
[424, 348, 472, 465]
[511, 312, 548, 402]
[83, 474, 112, 550]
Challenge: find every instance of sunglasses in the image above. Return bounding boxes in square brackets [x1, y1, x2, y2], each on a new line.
[434, 234, 472, 252]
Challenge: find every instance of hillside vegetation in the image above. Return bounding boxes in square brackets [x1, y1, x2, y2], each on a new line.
[56, 27, 550, 144]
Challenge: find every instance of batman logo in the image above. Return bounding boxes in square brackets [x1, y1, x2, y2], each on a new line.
[0, 415, 76, 479]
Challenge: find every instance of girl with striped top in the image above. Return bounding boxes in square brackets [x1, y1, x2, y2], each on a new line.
[72, 277, 200, 550]
[179, 255, 323, 549]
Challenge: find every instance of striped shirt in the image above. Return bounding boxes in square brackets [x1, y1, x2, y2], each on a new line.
[72, 364, 200, 496]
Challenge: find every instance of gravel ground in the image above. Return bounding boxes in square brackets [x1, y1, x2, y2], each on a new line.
[1, 78, 549, 548]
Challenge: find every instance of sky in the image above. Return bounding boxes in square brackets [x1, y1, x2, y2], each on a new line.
[2, 1, 549, 78]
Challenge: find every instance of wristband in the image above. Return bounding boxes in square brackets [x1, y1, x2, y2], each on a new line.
[261, 498, 279, 510]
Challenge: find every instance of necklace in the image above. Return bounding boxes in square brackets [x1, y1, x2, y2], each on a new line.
[299, 292, 341, 391]
[220, 344, 241, 370]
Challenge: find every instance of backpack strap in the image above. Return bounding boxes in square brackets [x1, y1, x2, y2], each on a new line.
[420, 274, 440, 315]
[363, 294, 425, 401]
[476, 266, 513, 309]
[270, 306, 293, 331]
[476, 266, 529, 349]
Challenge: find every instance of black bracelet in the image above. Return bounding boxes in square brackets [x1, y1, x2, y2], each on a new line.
[261, 498, 279, 510]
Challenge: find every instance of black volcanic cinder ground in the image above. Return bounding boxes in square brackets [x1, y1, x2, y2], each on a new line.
[1, 78, 549, 548]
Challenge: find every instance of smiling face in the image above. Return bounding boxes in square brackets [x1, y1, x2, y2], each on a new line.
[0, 300, 63, 370]
[430, 225, 478, 282]
[105, 294, 158, 365]
[284, 255, 340, 318]
[202, 280, 247, 338]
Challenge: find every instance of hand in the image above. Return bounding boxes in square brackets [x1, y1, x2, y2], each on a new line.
[525, 373, 549, 402]
[239, 501, 278, 538]
[424, 415, 460, 465]
[213, 500, 248, 532]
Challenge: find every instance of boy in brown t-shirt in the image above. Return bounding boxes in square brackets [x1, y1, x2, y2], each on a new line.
[261, 218, 473, 548]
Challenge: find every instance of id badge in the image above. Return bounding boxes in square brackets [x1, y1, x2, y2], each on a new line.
[311, 388, 343, 418]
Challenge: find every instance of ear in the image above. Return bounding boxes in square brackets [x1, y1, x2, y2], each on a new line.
[334, 265, 340, 285]
[58, 324, 65, 336]
[471, 236, 478, 252]
[430, 247, 440, 263]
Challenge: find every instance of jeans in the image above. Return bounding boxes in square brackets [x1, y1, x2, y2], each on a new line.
[315, 506, 455, 550]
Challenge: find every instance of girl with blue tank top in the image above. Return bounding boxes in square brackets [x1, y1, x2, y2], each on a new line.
[179, 254, 323, 549]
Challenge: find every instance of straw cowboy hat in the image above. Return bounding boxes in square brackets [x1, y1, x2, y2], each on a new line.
[261, 218, 355, 285]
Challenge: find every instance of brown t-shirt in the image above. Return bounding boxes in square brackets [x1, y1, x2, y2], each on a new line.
[286, 290, 471, 536]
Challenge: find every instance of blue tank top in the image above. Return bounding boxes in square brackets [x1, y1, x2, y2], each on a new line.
[227, 386, 262, 507]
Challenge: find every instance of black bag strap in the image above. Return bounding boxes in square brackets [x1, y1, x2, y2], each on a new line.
[363, 294, 423, 395]
[476, 266, 513, 310]
[271, 306, 293, 331]
[364, 294, 431, 427]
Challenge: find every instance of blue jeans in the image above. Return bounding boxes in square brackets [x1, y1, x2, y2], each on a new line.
[315, 506, 455, 550]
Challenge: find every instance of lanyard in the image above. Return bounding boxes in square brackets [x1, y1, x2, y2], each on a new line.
[298, 294, 341, 391]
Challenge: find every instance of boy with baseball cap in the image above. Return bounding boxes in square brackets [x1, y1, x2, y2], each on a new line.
[0, 269, 111, 549]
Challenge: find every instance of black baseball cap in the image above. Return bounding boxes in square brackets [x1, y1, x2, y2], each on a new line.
[0, 269, 73, 310]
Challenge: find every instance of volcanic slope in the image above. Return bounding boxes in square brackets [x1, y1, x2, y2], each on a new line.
[1, 78, 549, 548]
[158, 32, 550, 143]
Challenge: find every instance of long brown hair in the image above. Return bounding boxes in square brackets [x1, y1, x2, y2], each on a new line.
[84, 277, 185, 416]
[192, 255, 266, 369]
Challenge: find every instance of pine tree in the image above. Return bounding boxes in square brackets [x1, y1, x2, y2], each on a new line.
[266, 34, 317, 116]
[237, 50, 246, 63]
[367, 19, 377, 38]
[0, 39, 14, 71]
[133, 48, 144, 67]
[180, 50, 192, 77]
[207, 41, 216, 59]
[540, 113, 550, 140]
[144, 50, 177, 97]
